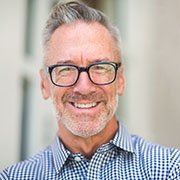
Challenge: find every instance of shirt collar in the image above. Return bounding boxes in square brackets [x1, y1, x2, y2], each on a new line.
[51, 136, 70, 174]
[111, 123, 135, 153]
[51, 122, 135, 174]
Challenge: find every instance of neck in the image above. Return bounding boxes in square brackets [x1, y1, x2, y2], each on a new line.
[58, 118, 118, 159]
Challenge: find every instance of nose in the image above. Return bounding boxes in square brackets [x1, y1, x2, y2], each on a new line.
[73, 71, 96, 94]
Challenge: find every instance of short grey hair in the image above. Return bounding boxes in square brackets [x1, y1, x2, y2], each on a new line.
[43, 0, 122, 62]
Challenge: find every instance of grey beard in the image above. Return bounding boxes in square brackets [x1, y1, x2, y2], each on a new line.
[51, 92, 119, 137]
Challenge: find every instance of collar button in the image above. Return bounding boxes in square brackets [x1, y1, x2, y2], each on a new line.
[74, 156, 81, 162]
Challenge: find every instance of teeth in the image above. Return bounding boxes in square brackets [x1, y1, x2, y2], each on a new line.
[74, 103, 97, 109]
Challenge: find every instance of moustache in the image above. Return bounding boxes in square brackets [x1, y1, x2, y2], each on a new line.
[62, 92, 107, 103]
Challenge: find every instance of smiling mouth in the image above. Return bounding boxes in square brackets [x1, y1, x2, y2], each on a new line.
[71, 102, 98, 109]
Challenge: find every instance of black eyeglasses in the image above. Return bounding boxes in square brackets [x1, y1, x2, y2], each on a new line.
[45, 62, 121, 87]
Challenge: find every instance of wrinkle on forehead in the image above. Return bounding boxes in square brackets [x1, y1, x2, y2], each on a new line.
[45, 21, 119, 66]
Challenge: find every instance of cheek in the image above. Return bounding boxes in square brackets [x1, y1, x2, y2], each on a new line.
[117, 71, 125, 96]
[50, 88, 64, 107]
[104, 85, 118, 102]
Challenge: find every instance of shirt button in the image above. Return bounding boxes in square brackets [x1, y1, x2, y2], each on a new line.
[74, 156, 81, 162]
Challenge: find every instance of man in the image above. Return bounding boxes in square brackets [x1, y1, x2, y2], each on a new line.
[0, 1, 179, 179]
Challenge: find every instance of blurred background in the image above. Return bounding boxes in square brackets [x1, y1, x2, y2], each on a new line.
[0, 0, 180, 170]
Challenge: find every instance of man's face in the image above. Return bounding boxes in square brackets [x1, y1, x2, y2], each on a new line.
[40, 22, 125, 137]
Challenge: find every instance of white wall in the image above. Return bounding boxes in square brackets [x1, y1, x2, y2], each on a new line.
[149, 0, 180, 148]
[0, 0, 25, 170]
[0, 0, 56, 170]
[117, 0, 180, 148]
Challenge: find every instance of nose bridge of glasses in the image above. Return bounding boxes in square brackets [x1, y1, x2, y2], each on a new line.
[78, 66, 89, 73]
[76, 66, 93, 85]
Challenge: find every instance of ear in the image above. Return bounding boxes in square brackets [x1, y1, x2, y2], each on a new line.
[39, 69, 51, 99]
[117, 65, 125, 96]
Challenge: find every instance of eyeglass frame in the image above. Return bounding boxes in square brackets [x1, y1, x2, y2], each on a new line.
[45, 61, 122, 87]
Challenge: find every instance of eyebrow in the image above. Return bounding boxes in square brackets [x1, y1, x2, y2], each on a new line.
[54, 58, 112, 65]
[93, 58, 111, 63]
[56, 60, 73, 64]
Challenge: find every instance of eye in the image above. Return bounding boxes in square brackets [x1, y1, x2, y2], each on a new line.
[60, 67, 71, 72]
[95, 65, 106, 70]
[92, 64, 113, 73]
[55, 66, 73, 76]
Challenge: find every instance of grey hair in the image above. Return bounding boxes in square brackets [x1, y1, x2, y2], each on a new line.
[43, 0, 122, 62]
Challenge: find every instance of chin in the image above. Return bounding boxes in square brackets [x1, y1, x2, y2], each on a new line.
[62, 115, 110, 138]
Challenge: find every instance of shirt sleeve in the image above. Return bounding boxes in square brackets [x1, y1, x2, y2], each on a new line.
[168, 163, 180, 180]
[168, 148, 180, 180]
[0, 168, 9, 180]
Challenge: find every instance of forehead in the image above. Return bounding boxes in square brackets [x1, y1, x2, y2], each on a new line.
[46, 21, 118, 65]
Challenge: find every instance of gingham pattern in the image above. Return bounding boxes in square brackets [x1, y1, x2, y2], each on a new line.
[0, 124, 180, 179]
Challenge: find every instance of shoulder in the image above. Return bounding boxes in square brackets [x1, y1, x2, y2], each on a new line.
[131, 135, 180, 179]
[131, 135, 180, 159]
[0, 145, 54, 180]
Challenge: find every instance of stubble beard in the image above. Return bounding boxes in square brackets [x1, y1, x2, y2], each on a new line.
[51, 92, 119, 137]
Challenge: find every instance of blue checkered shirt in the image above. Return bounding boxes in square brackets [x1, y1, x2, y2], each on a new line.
[0, 124, 180, 179]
